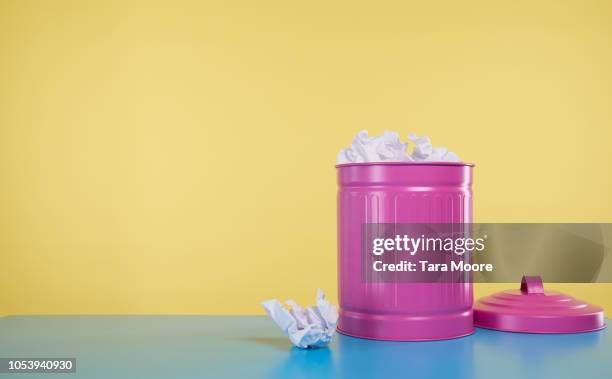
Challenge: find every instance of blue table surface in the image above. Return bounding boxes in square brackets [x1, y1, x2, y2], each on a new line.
[0, 316, 610, 379]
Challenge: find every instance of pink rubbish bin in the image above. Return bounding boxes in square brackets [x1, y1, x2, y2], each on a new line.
[336, 162, 474, 341]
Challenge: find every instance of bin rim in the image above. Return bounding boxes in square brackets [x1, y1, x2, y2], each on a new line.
[335, 162, 475, 168]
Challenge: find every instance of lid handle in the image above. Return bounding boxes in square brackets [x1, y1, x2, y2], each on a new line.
[520, 275, 544, 294]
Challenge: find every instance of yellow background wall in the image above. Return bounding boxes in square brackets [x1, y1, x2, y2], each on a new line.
[1, 0, 611, 315]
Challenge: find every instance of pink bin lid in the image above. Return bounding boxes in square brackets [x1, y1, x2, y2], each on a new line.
[473, 276, 606, 334]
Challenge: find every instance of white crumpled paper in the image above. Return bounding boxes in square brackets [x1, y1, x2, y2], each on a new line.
[261, 289, 338, 349]
[337, 130, 461, 164]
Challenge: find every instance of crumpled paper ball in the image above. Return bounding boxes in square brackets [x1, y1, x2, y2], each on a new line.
[261, 289, 338, 349]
